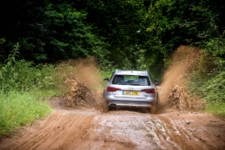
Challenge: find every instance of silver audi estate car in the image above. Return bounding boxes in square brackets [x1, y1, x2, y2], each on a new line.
[103, 69, 158, 112]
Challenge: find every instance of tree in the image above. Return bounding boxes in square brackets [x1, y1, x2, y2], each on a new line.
[0, 0, 107, 63]
[146, 0, 225, 58]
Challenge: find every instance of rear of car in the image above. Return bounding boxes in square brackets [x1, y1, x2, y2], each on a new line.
[103, 70, 158, 110]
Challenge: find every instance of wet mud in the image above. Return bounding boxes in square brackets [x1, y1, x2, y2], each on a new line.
[1, 101, 224, 150]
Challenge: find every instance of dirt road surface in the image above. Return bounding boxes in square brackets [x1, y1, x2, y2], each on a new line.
[0, 96, 225, 150]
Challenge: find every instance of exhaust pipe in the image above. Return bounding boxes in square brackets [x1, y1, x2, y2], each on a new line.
[109, 104, 116, 108]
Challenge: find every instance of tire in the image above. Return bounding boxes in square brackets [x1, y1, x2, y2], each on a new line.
[108, 106, 116, 111]
[143, 107, 151, 113]
[151, 95, 159, 114]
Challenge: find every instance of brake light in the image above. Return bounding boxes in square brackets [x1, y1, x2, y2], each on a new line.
[106, 87, 121, 92]
[141, 88, 155, 93]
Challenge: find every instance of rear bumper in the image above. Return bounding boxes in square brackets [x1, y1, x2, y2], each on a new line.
[106, 100, 154, 108]
[104, 91, 157, 108]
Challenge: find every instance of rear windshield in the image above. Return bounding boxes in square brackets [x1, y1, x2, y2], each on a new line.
[112, 75, 150, 86]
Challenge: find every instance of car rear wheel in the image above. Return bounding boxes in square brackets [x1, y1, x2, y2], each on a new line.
[151, 96, 159, 114]
[108, 106, 116, 111]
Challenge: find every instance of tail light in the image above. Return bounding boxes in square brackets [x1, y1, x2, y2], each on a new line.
[106, 87, 121, 92]
[141, 88, 155, 93]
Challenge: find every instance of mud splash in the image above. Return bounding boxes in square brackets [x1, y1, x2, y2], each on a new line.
[55, 57, 107, 112]
[159, 46, 205, 112]
[63, 78, 92, 107]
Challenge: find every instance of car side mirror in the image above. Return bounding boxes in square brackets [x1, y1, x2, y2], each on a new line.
[104, 78, 109, 82]
[154, 80, 160, 85]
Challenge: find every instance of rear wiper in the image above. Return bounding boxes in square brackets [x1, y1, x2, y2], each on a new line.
[130, 84, 140, 86]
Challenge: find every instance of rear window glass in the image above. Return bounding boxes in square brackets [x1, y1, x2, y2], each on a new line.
[112, 75, 150, 86]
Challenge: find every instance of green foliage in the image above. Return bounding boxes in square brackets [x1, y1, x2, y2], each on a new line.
[201, 71, 225, 102]
[137, 47, 165, 80]
[0, 43, 57, 94]
[205, 102, 225, 117]
[0, 0, 163, 77]
[147, 0, 225, 64]
[0, 90, 51, 135]
[44, 3, 107, 62]
[0, 38, 5, 44]
[69, 0, 153, 69]
[0, 1, 107, 63]
[0, 44, 59, 136]
[203, 37, 225, 71]
[204, 36, 225, 57]
[0, 1, 47, 62]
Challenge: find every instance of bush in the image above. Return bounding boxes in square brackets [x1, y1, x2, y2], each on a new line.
[1, 60, 56, 92]
[201, 71, 225, 102]
[0, 45, 56, 93]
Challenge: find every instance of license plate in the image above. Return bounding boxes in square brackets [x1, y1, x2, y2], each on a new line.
[123, 91, 139, 96]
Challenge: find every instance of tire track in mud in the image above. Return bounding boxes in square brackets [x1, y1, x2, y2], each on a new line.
[66, 110, 225, 150]
[156, 112, 225, 150]
[72, 111, 180, 150]
[0, 112, 95, 150]
[0, 109, 225, 150]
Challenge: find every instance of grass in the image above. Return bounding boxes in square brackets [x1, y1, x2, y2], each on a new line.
[0, 90, 52, 135]
[205, 102, 225, 118]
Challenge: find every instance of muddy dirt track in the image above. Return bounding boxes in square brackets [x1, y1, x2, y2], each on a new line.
[0, 46, 225, 150]
[0, 96, 225, 150]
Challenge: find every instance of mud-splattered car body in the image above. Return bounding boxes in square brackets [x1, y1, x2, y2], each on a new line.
[103, 69, 158, 110]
